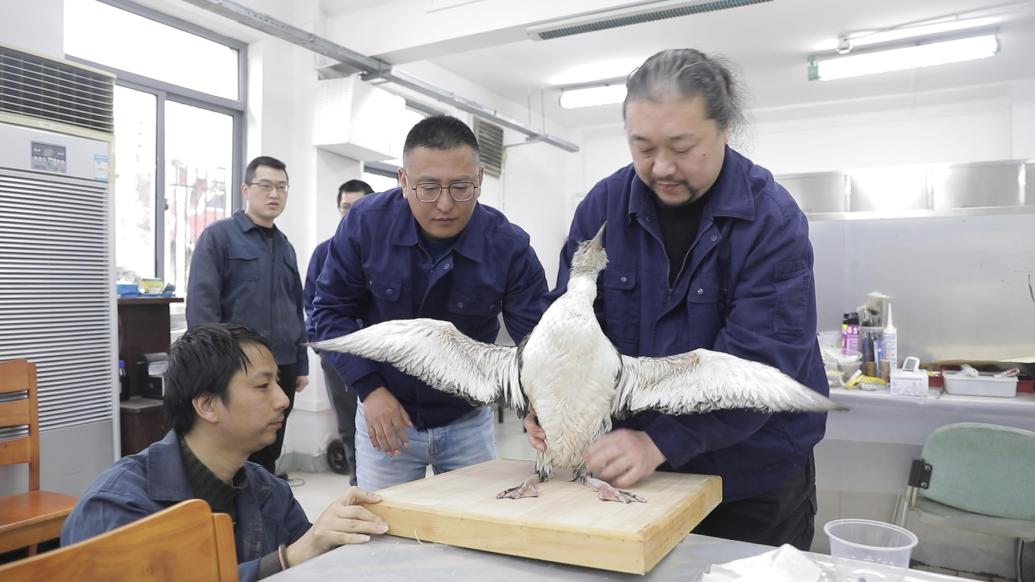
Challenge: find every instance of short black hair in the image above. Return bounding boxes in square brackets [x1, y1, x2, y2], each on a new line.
[164, 323, 271, 436]
[336, 179, 374, 206]
[402, 115, 479, 164]
[244, 156, 289, 185]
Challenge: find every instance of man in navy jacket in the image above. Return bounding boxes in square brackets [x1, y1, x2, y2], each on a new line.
[304, 179, 374, 485]
[312, 116, 548, 490]
[531, 49, 829, 550]
[187, 156, 308, 476]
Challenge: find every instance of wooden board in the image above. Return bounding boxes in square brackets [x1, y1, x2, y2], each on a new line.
[363, 458, 722, 574]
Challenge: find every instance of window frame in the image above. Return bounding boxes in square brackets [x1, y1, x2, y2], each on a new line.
[66, 0, 247, 281]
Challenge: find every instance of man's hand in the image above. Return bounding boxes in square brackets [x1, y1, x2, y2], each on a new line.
[285, 486, 387, 567]
[295, 376, 309, 392]
[362, 387, 413, 455]
[522, 407, 547, 452]
[583, 429, 666, 488]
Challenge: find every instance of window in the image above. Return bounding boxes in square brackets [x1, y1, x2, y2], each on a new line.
[65, 0, 239, 100]
[65, 0, 245, 294]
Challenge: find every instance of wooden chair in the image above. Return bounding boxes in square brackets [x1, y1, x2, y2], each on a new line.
[0, 359, 78, 555]
[0, 499, 238, 581]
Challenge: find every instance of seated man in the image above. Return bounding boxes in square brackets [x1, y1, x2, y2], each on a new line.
[61, 323, 389, 581]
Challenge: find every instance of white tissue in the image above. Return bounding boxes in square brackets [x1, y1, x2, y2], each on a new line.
[701, 544, 821, 582]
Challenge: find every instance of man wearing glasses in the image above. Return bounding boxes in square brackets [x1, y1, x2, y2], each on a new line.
[311, 116, 548, 490]
[187, 155, 308, 477]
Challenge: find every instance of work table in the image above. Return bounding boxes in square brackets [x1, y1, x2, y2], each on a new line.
[266, 531, 969, 581]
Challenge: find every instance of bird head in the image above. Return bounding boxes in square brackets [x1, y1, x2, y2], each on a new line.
[570, 222, 608, 278]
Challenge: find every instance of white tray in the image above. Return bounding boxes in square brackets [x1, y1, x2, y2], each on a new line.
[942, 371, 1018, 398]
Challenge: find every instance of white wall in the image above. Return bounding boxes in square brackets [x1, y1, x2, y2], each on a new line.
[2, 0, 64, 56]
[575, 79, 1035, 183]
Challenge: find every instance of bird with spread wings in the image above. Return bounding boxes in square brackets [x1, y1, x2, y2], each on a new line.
[311, 223, 843, 503]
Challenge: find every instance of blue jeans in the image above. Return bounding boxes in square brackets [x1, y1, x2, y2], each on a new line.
[355, 403, 495, 490]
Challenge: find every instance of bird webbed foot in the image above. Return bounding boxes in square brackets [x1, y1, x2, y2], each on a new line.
[496, 475, 542, 500]
[582, 475, 647, 503]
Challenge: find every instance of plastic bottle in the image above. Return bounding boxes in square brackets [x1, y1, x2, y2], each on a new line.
[844, 313, 860, 355]
[118, 359, 130, 401]
[883, 304, 898, 371]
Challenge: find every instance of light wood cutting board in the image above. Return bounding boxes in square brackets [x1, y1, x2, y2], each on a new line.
[362, 458, 722, 574]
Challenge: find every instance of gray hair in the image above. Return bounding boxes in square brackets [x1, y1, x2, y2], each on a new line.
[623, 49, 744, 131]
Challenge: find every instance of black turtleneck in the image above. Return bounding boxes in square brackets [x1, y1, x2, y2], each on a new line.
[652, 195, 704, 287]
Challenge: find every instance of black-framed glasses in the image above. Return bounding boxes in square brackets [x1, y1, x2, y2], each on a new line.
[411, 181, 478, 203]
[247, 180, 289, 194]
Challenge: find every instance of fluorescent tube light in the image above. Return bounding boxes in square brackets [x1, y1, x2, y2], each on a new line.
[814, 16, 1000, 53]
[559, 84, 627, 109]
[809, 34, 999, 81]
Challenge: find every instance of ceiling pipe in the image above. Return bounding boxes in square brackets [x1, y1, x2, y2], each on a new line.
[181, 0, 579, 152]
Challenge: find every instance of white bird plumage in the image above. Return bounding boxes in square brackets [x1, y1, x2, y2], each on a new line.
[311, 223, 843, 502]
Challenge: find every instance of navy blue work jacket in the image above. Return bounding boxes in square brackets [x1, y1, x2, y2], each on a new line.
[186, 211, 308, 375]
[60, 431, 311, 582]
[311, 190, 548, 430]
[552, 147, 828, 502]
[303, 237, 332, 340]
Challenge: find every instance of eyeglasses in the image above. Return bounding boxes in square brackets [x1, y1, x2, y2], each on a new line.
[247, 181, 290, 194]
[410, 181, 478, 203]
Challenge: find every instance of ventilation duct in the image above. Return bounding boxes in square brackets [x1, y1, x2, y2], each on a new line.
[526, 0, 772, 40]
[181, 0, 578, 152]
[474, 118, 504, 178]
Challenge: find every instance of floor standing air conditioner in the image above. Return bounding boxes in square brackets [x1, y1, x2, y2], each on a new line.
[0, 44, 118, 496]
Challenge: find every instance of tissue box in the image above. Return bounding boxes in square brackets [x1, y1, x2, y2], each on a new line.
[890, 367, 928, 396]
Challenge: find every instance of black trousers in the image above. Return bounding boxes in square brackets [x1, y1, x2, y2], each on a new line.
[692, 454, 817, 550]
[248, 363, 298, 474]
[320, 354, 358, 486]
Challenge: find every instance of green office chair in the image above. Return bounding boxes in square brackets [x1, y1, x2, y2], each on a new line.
[905, 422, 1035, 582]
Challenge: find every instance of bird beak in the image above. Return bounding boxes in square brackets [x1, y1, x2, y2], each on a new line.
[589, 222, 606, 251]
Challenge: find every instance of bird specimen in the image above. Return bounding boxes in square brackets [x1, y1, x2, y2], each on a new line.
[312, 223, 843, 503]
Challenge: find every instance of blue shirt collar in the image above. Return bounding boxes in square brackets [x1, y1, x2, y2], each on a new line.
[232, 209, 280, 235]
[627, 146, 756, 223]
[387, 188, 486, 263]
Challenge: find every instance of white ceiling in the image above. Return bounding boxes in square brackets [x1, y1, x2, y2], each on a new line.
[319, 0, 1035, 131]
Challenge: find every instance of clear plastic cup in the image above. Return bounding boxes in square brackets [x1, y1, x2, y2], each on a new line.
[824, 519, 918, 567]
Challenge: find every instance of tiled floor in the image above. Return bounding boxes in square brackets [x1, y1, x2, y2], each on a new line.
[287, 408, 535, 519]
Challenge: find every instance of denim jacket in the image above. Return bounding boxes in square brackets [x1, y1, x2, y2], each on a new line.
[552, 148, 828, 502]
[311, 190, 548, 429]
[187, 211, 308, 375]
[60, 432, 311, 582]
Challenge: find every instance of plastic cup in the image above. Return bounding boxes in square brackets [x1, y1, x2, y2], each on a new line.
[824, 519, 918, 567]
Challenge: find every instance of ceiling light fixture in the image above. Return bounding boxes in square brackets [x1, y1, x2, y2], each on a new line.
[559, 84, 627, 109]
[526, 0, 772, 41]
[808, 33, 999, 81]
[816, 16, 1001, 54]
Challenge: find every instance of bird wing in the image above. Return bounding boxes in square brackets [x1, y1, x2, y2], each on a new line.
[612, 348, 844, 416]
[310, 318, 524, 409]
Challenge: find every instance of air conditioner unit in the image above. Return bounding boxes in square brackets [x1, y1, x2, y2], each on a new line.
[0, 43, 118, 495]
[526, 0, 772, 41]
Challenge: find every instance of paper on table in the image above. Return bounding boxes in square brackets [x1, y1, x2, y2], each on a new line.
[701, 544, 821, 582]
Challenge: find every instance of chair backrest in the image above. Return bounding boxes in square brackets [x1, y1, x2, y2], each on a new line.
[920, 422, 1035, 520]
[0, 499, 239, 581]
[0, 359, 41, 491]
